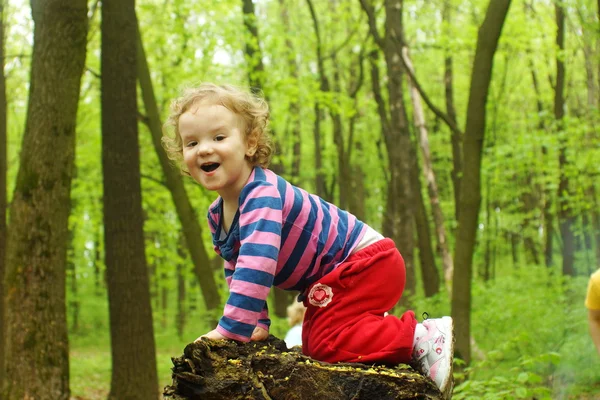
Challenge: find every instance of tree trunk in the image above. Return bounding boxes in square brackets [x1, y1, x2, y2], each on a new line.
[163, 337, 444, 400]
[68, 228, 80, 333]
[451, 0, 512, 366]
[312, 102, 329, 200]
[0, 0, 6, 390]
[554, 3, 575, 277]
[101, 1, 158, 398]
[136, 25, 221, 311]
[404, 47, 453, 293]
[349, 143, 367, 221]
[521, 174, 540, 265]
[581, 8, 600, 267]
[410, 145, 440, 298]
[482, 178, 493, 281]
[365, 45, 414, 301]
[93, 224, 103, 294]
[2, 1, 87, 398]
[306, 0, 339, 204]
[277, 0, 302, 186]
[442, 0, 462, 221]
[241, 0, 265, 93]
[382, 0, 415, 302]
[240, 0, 285, 176]
[527, 55, 554, 267]
[176, 233, 188, 340]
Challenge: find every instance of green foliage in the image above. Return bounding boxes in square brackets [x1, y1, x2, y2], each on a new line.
[450, 266, 600, 399]
[4, 0, 600, 398]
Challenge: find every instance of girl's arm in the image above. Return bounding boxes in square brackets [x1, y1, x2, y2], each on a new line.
[217, 182, 283, 341]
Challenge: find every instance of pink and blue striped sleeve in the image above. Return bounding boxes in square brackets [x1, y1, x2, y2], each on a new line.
[216, 182, 282, 341]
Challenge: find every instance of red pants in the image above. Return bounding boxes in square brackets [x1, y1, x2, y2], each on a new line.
[301, 238, 416, 364]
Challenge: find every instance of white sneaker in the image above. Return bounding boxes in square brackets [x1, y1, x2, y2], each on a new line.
[412, 316, 454, 398]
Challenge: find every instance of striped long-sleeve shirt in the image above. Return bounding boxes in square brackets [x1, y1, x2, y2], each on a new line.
[208, 167, 366, 341]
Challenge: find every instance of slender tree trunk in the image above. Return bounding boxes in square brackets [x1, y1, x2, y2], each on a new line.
[306, 0, 339, 204]
[240, 0, 285, 176]
[451, 0, 512, 365]
[581, 7, 600, 267]
[521, 174, 541, 265]
[410, 145, 440, 298]
[241, 2, 293, 315]
[443, 0, 462, 221]
[101, 1, 158, 398]
[278, 0, 302, 185]
[312, 103, 328, 199]
[136, 25, 221, 311]
[176, 233, 187, 339]
[366, 46, 416, 301]
[528, 55, 554, 267]
[382, 0, 415, 302]
[0, 0, 6, 390]
[404, 47, 453, 293]
[582, 40, 598, 109]
[360, 0, 416, 300]
[554, 3, 575, 277]
[349, 143, 366, 221]
[93, 224, 103, 295]
[241, 0, 265, 93]
[68, 228, 80, 333]
[483, 178, 492, 281]
[331, 66, 351, 210]
[3, 1, 87, 398]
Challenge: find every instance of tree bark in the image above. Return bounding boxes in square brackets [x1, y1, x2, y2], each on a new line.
[240, 0, 285, 177]
[68, 227, 80, 333]
[241, 0, 266, 94]
[163, 337, 444, 400]
[277, 0, 302, 186]
[404, 47, 453, 293]
[136, 25, 221, 312]
[0, 0, 6, 390]
[410, 146, 440, 298]
[442, 0, 462, 221]
[451, 0, 512, 365]
[177, 234, 187, 340]
[2, 1, 87, 398]
[306, 0, 337, 203]
[101, 1, 158, 398]
[382, 0, 415, 301]
[527, 54, 554, 267]
[360, 0, 415, 302]
[554, 3, 575, 277]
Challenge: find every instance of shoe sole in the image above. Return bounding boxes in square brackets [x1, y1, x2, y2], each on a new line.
[438, 316, 454, 399]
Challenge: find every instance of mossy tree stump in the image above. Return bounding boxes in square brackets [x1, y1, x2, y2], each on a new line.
[164, 336, 445, 399]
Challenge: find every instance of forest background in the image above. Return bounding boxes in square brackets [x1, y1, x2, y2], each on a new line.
[0, 0, 599, 399]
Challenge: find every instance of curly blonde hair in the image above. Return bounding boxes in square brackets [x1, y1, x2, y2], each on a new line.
[162, 83, 273, 174]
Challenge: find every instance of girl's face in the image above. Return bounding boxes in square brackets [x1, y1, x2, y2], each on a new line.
[179, 102, 257, 202]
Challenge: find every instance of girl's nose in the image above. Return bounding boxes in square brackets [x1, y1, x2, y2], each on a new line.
[197, 142, 214, 155]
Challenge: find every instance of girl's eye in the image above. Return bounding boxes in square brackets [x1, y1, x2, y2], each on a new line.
[214, 135, 225, 142]
[185, 141, 197, 148]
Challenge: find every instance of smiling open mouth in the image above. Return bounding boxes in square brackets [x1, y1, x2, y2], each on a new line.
[201, 163, 220, 172]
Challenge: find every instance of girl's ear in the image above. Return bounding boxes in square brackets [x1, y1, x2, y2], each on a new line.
[246, 130, 259, 157]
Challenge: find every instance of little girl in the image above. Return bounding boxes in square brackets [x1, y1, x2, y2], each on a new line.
[162, 83, 454, 397]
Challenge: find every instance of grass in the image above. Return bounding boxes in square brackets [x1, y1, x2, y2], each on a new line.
[68, 313, 203, 400]
[68, 264, 600, 399]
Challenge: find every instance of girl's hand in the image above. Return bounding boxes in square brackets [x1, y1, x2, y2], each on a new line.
[250, 326, 269, 341]
[195, 329, 228, 342]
